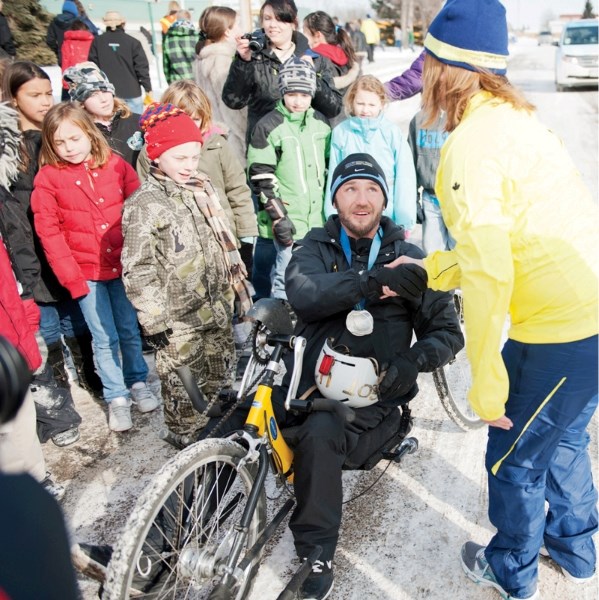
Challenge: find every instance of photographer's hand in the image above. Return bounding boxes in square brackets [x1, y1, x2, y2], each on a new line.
[235, 35, 252, 62]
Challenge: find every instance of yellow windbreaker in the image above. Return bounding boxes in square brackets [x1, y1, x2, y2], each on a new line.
[424, 91, 598, 420]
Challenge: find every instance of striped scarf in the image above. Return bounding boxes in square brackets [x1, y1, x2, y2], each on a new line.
[151, 166, 254, 316]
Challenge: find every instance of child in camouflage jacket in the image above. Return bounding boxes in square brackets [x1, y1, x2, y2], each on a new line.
[121, 104, 245, 437]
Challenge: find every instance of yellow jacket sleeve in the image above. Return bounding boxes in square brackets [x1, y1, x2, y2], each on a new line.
[432, 115, 514, 420]
[423, 250, 461, 291]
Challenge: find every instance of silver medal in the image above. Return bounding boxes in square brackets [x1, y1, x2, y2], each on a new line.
[346, 309, 374, 336]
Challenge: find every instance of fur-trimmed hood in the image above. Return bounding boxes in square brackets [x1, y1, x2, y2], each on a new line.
[0, 103, 21, 191]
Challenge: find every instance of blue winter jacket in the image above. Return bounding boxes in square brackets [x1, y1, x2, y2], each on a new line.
[324, 113, 417, 231]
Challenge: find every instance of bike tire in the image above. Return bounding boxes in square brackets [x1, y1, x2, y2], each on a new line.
[433, 353, 483, 430]
[103, 438, 266, 599]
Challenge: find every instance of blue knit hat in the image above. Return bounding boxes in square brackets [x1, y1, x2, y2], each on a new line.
[62, 1, 79, 17]
[424, 0, 509, 75]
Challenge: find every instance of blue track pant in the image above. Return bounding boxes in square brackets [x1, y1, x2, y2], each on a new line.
[484, 335, 598, 599]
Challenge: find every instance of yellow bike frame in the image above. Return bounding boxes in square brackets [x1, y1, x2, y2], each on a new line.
[245, 382, 295, 482]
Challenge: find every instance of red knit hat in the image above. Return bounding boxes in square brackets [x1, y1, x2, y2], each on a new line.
[139, 103, 203, 161]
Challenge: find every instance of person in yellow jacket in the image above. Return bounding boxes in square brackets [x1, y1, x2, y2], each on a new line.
[376, 1, 598, 599]
[160, 1, 180, 37]
[360, 14, 380, 63]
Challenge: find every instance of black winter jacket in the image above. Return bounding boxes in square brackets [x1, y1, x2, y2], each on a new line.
[88, 29, 152, 98]
[284, 216, 464, 405]
[10, 131, 68, 303]
[46, 11, 78, 63]
[222, 31, 342, 144]
[0, 188, 38, 300]
[95, 110, 142, 168]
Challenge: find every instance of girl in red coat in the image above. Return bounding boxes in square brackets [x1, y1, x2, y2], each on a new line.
[31, 103, 159, 432]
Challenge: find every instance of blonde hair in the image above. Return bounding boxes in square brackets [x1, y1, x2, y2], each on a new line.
[160, 80, 213, 133]
[422, 53, 535, 132]
[40, 102, 111, 168]
[344, 75, 388, 116]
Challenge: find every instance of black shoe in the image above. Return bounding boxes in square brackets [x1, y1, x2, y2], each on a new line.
[299, 559, 334, 600]
[52, 426, 80, 447]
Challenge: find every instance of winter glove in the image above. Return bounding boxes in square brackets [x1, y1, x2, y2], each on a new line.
[145, 328, 172, 351]
[264, 197, 296, 246]
[272, 217, 296, 246]
[374, 263, 428, 302]
[379, 354, 420, 403]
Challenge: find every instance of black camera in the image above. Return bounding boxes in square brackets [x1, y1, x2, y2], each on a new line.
[0, 336, 31, 425]
[241, 29, 268, 52]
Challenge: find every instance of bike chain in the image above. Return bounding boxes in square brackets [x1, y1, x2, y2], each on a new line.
[206, 325, 268, 439]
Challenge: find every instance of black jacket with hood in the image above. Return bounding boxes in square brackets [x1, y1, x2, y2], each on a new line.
[10, 131, 69, 303]
[95, 110, 142, 168]
[222, 31, 342, 144]
[46, 9, 78, 63]
[88, 28, 152, 99]
[283, 215, 464, 405]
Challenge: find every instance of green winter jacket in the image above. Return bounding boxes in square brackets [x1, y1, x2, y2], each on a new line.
[247, 101, 331, 241]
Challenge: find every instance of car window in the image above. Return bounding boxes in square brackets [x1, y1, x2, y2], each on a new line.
[563, 25, 598, 46]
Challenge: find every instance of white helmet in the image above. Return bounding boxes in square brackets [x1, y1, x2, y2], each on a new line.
[314, 339, 380, 408]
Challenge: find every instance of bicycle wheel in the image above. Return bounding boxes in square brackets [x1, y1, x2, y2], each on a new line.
[433, 291, 483, 430]
[103, 438, 266, 599]
[433, 353, 483, 430]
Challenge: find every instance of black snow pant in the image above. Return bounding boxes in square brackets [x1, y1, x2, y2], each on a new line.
[209, 387, 397, 563]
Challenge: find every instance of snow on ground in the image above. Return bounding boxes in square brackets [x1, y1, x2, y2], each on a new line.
[44, 43, 598, 600]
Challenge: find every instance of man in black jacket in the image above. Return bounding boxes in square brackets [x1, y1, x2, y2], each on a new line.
[46, 0, 79, 64]
[263, 153, 464, 599]
[88, 11, 152, 114]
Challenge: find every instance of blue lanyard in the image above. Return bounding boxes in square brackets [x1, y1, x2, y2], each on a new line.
[340, 227, 383, 310]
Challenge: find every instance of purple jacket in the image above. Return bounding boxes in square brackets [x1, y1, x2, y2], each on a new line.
[384, 50, 424, 101]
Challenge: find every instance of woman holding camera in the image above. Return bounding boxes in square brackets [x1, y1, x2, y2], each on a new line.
[222, 0, 342, 145]
[222, 0, 342, 299]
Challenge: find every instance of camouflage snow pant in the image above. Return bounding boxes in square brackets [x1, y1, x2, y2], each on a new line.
[155, 326, 235, 436]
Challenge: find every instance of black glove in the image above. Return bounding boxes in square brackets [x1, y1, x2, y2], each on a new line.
[145, 328, 173, 351]
[374, 263, 428, 302]
[378, 354, 420, 402]
[272, 216, 296, 246]
[264, 197, 295, 246]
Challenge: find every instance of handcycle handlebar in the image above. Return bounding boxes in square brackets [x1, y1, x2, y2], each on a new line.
[287, 397, 356, 424]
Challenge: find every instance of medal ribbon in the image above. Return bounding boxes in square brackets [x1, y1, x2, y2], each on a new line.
[340, 227, 383, 310]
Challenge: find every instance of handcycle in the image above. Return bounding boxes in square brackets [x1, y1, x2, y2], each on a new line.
[102, 299, 418, 599]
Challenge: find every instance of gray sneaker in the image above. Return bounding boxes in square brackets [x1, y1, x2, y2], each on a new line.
[460, 542, 542, 600]
[130, 382, 160, 413]
[108, 397, 132, 431]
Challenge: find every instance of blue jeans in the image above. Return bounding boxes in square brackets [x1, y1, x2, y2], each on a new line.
[422, 191, 455, 254]
[124, 96, 143, 114]
[77, 279, 148, 401]
[38, 299, 89, 346]
[270, 240, 293, 300]
[485, 335, 598, 598]
[252, 237, 277, 300]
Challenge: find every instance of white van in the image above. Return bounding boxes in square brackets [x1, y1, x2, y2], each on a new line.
[555, 19, 599, 91]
